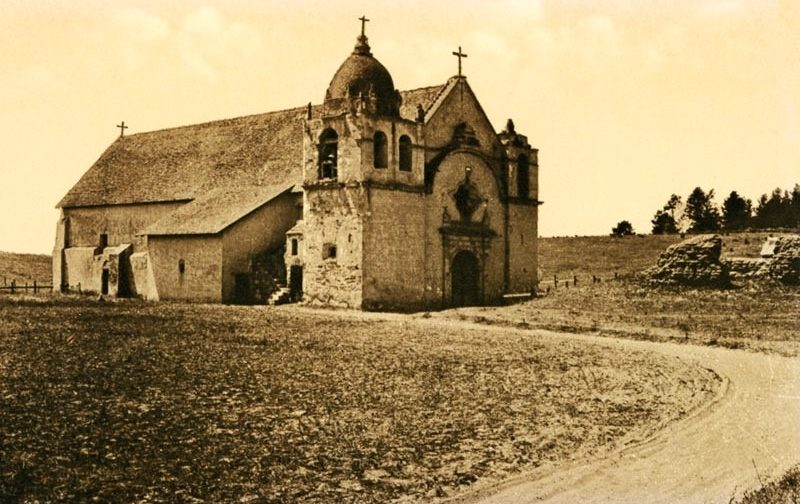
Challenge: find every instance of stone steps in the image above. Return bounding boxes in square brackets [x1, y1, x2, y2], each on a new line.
[267, 285, 292, 305]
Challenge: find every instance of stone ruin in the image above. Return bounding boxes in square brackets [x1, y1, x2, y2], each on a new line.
[644, 234, 800, 287]
[644, 235, 730, 287]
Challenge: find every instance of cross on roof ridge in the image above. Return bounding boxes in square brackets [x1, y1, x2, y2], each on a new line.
[452, 46, 468, 77]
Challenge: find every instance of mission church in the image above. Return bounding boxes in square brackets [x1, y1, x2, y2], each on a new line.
[53, 20, 540, 310]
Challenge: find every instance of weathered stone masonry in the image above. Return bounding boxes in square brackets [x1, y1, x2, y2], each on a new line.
[54, 25, 541, 310]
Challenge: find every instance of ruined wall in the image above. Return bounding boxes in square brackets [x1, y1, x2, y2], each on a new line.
[302, 186, 364, 308]
[725, 235, 800, 285]
[221, 192, 301, 302]
[362, 188, 428, 310]
[644, 235, 730, 287]
[62, 202, 184, 251]
[507, 204, 539, 293]
[148, 235, 222, 302]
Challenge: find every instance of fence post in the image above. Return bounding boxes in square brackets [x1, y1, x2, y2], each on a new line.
[10, 280, 15, 294]
[34, 280, 38, 293]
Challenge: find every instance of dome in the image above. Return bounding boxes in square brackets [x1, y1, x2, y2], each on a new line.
[325, 34, 399, 116]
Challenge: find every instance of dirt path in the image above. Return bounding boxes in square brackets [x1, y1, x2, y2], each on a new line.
[440, 326, 800, 504]
[284, 307, 800, 503]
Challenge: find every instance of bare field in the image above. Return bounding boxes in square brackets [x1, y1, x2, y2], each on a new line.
[0, 297, 719, 503]
[448, 281, 800, 356]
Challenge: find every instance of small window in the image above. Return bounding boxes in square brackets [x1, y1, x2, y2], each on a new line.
[399, 135, 412, 171]
[178, 259, 185, 274]
[291, 239, 298, 256]
[99, 233, 108, 249]
[318, 128, 338, 179]
[517, 154, 530, 199]
[373, 131, 388, 168]
[323, 243, 337, 260]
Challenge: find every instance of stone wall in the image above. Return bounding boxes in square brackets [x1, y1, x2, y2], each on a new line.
[763, 235, 800, 284]
[428, 152, 506, 306]
[644, 234, 730, 287]
[362, 188, 428, 310]
[646, 234, 800, 286]
[507, 203, 539, 293]
[302, 185, 364, 308]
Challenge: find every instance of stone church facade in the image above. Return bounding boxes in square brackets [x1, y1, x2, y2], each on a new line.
[53, 27, 540, 310]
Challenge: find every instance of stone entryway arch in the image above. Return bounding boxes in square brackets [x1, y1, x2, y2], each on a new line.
[451, 250, 480, 307]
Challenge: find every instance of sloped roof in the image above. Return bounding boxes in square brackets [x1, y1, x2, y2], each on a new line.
[58, 86, 444, 210]
[143, 183, 295, 236]
[399, 85, 444, 120]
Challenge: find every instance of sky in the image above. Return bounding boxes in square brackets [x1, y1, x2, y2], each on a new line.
[1, 0, 798, 253]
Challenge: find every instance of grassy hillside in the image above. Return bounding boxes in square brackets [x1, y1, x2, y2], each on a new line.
[538, 235, 681, 280]
[0, 252, 51, 285]
[538, 231, 797, 280]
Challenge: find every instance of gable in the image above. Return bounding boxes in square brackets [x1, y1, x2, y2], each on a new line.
[423, 77, 502, 154]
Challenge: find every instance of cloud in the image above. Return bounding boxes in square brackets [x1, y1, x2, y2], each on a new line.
[699, 0, 747, 16]
[115, 8, 170, 42]
[108, 6, 262, 83]
[175, 7, 262, 83]
[466, 30, 518, 64]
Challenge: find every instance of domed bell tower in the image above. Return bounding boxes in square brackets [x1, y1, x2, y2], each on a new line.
[303, 17, 401, 186]
[300, 17, 406, 309]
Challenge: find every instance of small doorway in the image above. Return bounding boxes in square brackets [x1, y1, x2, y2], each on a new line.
[234, 273, 251, 305]
[101, 269, 109, 295]
[289, 265, 303, 301]
[451, 250, 480, 307]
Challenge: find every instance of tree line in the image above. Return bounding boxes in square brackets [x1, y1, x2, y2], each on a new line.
[650, 184, 800, 234]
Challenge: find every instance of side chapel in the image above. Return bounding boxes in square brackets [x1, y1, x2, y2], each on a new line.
[53, 21, 541, 310]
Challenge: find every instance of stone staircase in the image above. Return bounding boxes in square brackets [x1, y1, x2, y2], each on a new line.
[267, 282, 292, 305]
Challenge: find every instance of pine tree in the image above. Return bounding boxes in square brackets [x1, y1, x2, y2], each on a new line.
[722, 191, 752, 230]
[683, 187, 721, 233]
[650, 194, 681, 234]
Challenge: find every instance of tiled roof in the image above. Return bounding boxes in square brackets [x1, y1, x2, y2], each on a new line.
[143, 183, 295, 236]
[57, 85, 446, 212]
[57, 107, 309, 208]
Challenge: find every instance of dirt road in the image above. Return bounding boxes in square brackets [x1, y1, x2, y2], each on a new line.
[284, 307, 800, 503]
[441, 326, 800, 504]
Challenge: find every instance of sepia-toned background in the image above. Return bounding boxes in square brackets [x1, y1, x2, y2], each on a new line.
[2, 0, 798, 253]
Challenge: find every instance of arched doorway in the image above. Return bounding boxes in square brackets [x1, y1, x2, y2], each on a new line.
[451, 250, 480, 307]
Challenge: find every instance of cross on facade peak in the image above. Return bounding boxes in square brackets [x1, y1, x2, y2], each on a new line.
[452, 46, 468, 77]
[116, 121, 128, 138]
[359, 15, 370, 37]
